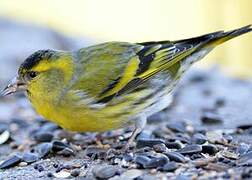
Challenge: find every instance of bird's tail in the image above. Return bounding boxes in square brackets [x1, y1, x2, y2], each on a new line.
[205, 24, 252, 48]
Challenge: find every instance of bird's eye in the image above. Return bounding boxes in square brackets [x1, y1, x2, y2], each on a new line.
[28, 71, 38, 79]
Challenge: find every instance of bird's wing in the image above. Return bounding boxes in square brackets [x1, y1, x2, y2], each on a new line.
[66, 31, 225, 106]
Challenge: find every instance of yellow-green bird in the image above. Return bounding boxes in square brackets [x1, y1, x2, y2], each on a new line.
[1, 25, 252, 148]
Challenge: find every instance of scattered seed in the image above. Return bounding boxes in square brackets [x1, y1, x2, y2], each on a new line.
[22, 152, 39, 163]
[176, 145, 202, 155]
[0, 130, 10, 145]
[0, 155, 21, 169]
[164, 152, 186, 163]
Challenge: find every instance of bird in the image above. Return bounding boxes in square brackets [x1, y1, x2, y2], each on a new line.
[1, 25, 252, 149]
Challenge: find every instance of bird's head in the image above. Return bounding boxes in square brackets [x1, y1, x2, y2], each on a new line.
[1, 50, 74, 98]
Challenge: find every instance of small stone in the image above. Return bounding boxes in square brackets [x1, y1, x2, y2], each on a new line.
[92, 165, 117, 179]
[144, 156, 169, 168]
[164, 152, 186, 163]
[52, 140, 70, 151]
[84, 146, 106, 158]
[160, 162, 178, 172]
[236, 143, 250, 156]
[0, 130, 10, 145]
[166, 122, 186, 133]
[165, 142, 182, 149]
[34, 132, 54, 142]
[153, 143, 168, 153]
[0, 155, 21, 169]
[191, 133, 207, 145]
[223, 134, 233, 143]
[136, 138, 165, 148]
[201, 112, 223, 124]
[237, 124, 252, 130]
[134, 155, 151, 168]
[53, 170, 71, 178]
[22, 152, 39, 163]
[18, 162, 28, 167]
[176, 145, 202, 155]
[202, 144, 218, 155]
[57, 148, 74, 157]
[123, 153, 134, 162]
[221, 150, 238, 160]
[71, 169, 80, 177]
[36, 142, 53, 158]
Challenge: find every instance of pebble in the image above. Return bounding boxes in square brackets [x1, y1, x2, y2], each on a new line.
[134, 155, 151, 168]
[57, 148, 75, 157]
[53, 170, 71, 178]
[160, 162, 178, 172]
[223, 134, 233, 143]
[165, 142, 182, 149]
[84, 146, 106, 158]
[34, 132, 54, 142]
[166, 122, 186, 133]
[144, 156, 169, 169]
[0, 155, 21, 169]
[0, 130, 10, 145]
[52, 140, 70, 151]
[202, 144, 218, 155]
[136, 138, 165, 148]
[237, 124, 252, 130]
[18, 162, 28, 167]
[164, 152, 186, 163]
[176, 145, 202, 155]
[92, 165, 118, 179]
[201, 112, 223, 124]
[191, 133, 207, 145]
[22, 152, 39, 163]
[123, 153, 134, 162]
[35, 142, 53, 158]
[153, 143, 168, 153]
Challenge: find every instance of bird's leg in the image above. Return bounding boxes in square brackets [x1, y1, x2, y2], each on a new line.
[123, 116, 146, 151]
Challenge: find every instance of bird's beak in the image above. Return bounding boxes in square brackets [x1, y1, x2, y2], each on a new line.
[1, 76, 27, 97]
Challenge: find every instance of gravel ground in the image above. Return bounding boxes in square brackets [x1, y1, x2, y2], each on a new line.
[1, 69, 252, 180]
[1, 18, 252, 180]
